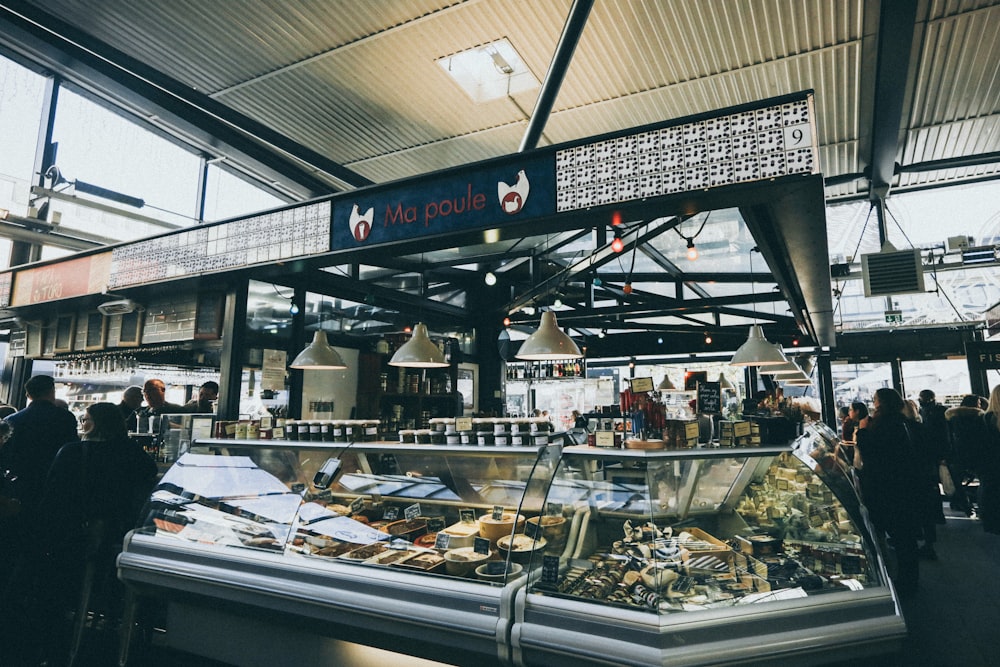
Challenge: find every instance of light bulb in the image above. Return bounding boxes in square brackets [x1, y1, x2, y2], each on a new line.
[704, 332, 712, 344]
[686, 238, 698, 261]
[553, 298, 563, 308]
[611, 236, 624, 253]
[503, 316, 511, 326]
[484, 271, 497, 286]
[289, 303, 300, 315]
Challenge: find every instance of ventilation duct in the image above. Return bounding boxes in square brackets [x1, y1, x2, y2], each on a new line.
[861, 243, 924, 297]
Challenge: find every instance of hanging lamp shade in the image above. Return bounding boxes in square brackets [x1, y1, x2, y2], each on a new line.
[730, 325, 788, 366]
[759, 352, 802, 375]
[658, 375, 676, 390]
[782, 370, 813, 385]
[290, 330, 347, 370]
[389, 323, 448, 368]
[516, 311, 583, 360]
[717, 372, 734, 390]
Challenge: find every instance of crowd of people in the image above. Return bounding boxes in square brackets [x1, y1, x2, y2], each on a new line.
[0, 375, 217, 666]
[837, 386, 1000, 597]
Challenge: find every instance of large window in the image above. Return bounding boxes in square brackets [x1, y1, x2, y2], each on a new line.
[0, 57, 46, 216]
[204, 165, 284, 222]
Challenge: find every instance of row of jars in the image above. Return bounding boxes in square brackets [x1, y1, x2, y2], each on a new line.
[426, 417, 554, 434]
[399, 429, 552, 447]
[278, 419, 381, 442]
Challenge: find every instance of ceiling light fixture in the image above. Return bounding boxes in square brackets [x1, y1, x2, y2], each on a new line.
[389, 323, 448, 368]
[658, 375, 676, 390]
[675, 212, 709, 262]
[611, 234, 624, 253]
[516, 311, 583, 360]
[717, 372, 734, 390]
[730, 247, 787, 366]
[290, 294, 348, 370]
[704, 331, 712, 345]
[686, 237, 699, 261]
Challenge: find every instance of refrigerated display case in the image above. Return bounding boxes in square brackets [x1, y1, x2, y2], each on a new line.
[118, 438, 563, 666]
[511, 426, 905, 666]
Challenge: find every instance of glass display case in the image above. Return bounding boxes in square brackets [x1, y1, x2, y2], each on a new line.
[511, 432, 906, 666]
[119, 438, 562, 666]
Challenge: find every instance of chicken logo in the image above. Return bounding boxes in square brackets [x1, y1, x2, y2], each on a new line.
[349, 203, 374, 242]
[497, 169, 529, 215]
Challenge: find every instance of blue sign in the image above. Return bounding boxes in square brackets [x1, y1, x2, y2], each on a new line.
[331, 153, 555, 250]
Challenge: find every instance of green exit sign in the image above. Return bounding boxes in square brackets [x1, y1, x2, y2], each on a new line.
[885, 310, 903, 324]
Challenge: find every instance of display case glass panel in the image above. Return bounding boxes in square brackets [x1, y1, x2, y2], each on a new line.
[526, 442, 881, 614]
[137, 440, 561, 585]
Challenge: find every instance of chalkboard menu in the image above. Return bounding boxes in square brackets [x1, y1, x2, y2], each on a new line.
[697, 381, 722, 414]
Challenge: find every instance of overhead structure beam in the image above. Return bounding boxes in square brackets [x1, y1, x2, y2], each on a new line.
[518, 0, 594, 152]
[865, 0, 922, 199]
[0, 2, 372, 198]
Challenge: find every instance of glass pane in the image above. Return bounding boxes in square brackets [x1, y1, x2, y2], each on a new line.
[51, 88, 202, 228]
[0, 56, 46, 216]
[204, 164, 286, 222]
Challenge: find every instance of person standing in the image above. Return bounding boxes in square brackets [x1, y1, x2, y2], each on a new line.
[117, 385, 144, 431]
[0, 375, 79, 515]
[903, 398, 942, 560]
[137, 378, 186, 433]
[945, 394, 987, 516]
[854, 387, 923, 596]
[980, 386, 1000, 535]
[3, 402, 157, 665]
[183, 380, 219, 413]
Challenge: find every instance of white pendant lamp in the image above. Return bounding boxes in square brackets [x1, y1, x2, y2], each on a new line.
[516, 311, 583, 360]
[730, 325, 788, 367]
[290, 330, 347, 370]
[717, 372, 734, 390]
[782, 370, 813, 385]
[389, 323, 448, 368]
[658, 375, 676, 390]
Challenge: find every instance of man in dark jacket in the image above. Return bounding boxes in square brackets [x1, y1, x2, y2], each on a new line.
[945, 394, 987, 516]
[0, 374, 79, 514]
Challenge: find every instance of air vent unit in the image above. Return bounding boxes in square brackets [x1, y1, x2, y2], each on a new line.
[861, 245, 925, 297]
[97, 299, 140, 316]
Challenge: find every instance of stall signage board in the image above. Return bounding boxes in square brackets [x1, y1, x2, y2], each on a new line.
[965, 341, 1000, 370]
[630, 376, 654, 393]
[697, 382, 722, 414]
[11, 252, 111, 306]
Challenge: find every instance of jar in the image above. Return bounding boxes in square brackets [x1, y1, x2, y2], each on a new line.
[429, 430, 446, 445]
[332, 420, 346, 443]
[493, 420, 506, 436]
[296, 421, 310, 441]
[429, 418, 448, 433]
[476, 431, 494, 446]
[414, 429, 433, 444]
[343, 421, 356, 442]
[532, 433, 549, 446]
[459, 431, 474, 445]
[246, 421, 260, 439]
[510, 433, 524, 446]
[445, 432, 461, 445]
[398, 429, 416, 444]
[362, 420, 380, 442]
[321, 421, 335, 442]
[494, 433, 509, 446]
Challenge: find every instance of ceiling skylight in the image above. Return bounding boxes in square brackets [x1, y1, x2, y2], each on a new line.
[437, 38, 539, 103]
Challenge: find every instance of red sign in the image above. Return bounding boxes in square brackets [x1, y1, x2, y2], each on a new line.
[11, 253, 112, 306]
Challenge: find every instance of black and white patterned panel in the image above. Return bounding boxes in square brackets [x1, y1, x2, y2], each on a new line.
[555, 97, 816, 212]
[0, 271, 10, 308]
[109, 201, 332, 288]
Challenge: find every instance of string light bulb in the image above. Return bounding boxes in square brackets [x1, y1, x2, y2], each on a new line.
[686, 237, 698, 261]
[484, 271, 497, 286]
[611, 234, 624, 253]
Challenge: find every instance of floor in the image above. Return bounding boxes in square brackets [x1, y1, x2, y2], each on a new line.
[72, 506, 1000, 667]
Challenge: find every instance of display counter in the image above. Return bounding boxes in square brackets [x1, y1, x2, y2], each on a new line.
[118, 438, 562, 666]
[511, 427, 905, 666]
[118, 426, 905, 666]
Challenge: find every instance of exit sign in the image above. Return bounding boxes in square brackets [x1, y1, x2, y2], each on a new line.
[884, 310, 903, 324]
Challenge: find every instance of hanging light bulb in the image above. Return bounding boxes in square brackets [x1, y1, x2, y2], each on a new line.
[598, 329, 607, 339]
[611, 234, 624, 253]
[516, 311, 583, 360]
[553, 298, 563, 308]
[389, 323, 448, 368]
[484, 271, 497, 286]
[730, 325, 789, 366]
[503, 316, 511, 327]
[704, 331, 712, 345]
[686, 237, 698, 261]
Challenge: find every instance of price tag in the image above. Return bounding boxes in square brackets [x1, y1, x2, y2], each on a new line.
[595, 431, 615, 447]
[734, 421, 751, 437]
[473, 536, 491, 555]
[426, 516, 445, 532]
[404, 503, 422, 520]
[540, 555, 561, 585]
[545, 502, 563, 517]
[313, 489, 332, 501]
[434, 533, 451, 550]
[483, 561, 507, 576]
[684, 422, 700, 440]
[524, 519, 541, 539]
[349, 496, 365, 515]
[491, 505, 505, 521]
[456, 417, 473, 431]
[459, 508, 476, 524]
[388, 538, 409, 550]
[383, 506, 400, 521]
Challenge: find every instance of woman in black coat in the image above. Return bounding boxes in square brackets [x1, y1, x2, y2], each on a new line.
[855, 387, 924, 596]
[981, 385, 1000, 535]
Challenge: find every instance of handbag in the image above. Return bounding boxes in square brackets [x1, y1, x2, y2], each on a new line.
[939, 463, 956, 496]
